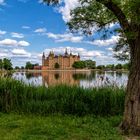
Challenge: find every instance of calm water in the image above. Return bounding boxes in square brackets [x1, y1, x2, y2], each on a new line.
[12, 71, 128, 88]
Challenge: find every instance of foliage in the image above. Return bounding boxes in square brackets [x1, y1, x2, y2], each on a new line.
[115, 64, 122, 69]
[96, 63, 129, 70]
[0, 59, 3, 70]
[84, 60, 96, 69]
[0, 113, 123, 140]
[0, 58, 13, 70]
[72, 61, 86, 69]
[25, 62, 34, 69]
[96, 65, 105, 70]
[15, 66, 20, 70]
[25, 62, 39, 70]
[122, 63, 130, 70]
[21, 66, 25, 70]
[0, 78, 125, 116]
[106, 64, 115, 70]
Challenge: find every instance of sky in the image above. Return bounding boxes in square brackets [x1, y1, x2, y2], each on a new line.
[0, 0, 122, 67]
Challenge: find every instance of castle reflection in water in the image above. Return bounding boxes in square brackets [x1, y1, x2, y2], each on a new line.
[41, 71, 81, 87]
[12, 71, 128, 88]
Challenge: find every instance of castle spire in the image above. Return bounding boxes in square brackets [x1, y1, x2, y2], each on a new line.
[42, 52, 45, 58]
[65, 48, 68, 56]
[70, 50, 72, 55]
[78, 53, 80, 58]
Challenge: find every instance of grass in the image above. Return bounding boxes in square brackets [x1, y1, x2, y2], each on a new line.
[0, 77, 125, 116]
[0, 113, 125, 140]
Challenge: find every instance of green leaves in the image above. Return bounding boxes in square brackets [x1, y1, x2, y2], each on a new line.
[68, 1, 117, 34]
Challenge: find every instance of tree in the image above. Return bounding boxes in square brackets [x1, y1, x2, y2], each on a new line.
[72, 61, 86, 69]
[122, 63, 130, 70]
[43, 0, 140, 135]
[15, 66, 20, 70]
[96, 65, 105, 70]
[3, 58, 13, 70]
[25, 62, 34, 70]
[21, 66, 25, 70]
[84, 60, 96, 69]
[106, 64, 115, 70]
[0, 59, 3, 70]
[115, 64, 122, 69]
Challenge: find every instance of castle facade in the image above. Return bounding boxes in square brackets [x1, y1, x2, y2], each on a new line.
[42, 49, 80, 70]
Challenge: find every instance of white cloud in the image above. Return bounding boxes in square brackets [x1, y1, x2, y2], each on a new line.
[0, 0, 5, 5]
[34, 28, 47, 33]
[22, 26, 30, 29]
[59, 0, 80, 22]
[0, 39, 18, 46]
[87, 35, 120, 47]
[11, 32, 24, 38]
[47, 32, 83, 43]
[0, 39, 30, 47]
[0, 30, 6, 35]
[0, 52, 8, 57]
[106, 47, 113, 51]
[11, 48, 31, 57]
[18, 41, 30, 46]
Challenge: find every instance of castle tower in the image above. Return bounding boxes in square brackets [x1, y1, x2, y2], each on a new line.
[65, 48, 68, 56]
[70, 50, 72, 56]
[78, 53, 80, 58]
[49, 51, 54, 57]
[42, 52, 45, 66]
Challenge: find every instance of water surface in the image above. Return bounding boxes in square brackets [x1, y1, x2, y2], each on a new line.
[12, 71, 128, 88]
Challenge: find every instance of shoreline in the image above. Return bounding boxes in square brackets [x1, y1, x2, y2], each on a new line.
[20, 69, 129, 73]
[0, 69, 129, 73]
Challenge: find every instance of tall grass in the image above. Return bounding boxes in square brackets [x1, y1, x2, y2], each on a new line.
[0, 77, 125, 116]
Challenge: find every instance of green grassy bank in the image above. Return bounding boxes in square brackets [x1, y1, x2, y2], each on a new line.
[0, 77, 125, 116]
[0, 113, 124, 140]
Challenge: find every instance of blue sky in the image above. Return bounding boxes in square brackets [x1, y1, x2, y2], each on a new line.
[0, 0, 121, 67]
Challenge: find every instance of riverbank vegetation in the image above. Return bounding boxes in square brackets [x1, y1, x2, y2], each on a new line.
[0, 77, 125, 116]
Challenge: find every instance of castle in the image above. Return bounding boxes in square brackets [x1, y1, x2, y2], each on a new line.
[42, 49, 80, 70]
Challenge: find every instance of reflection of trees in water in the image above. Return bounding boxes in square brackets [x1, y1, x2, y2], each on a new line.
[25, 73, 34, 80]
[106, 71, 115, 77]
[54, 73, 59, 80]
[72, 73, 87, 80]
[25, 72, 41, 80]
[72, 72, 96, 81]
[116, 71, 122, 78]
[97, 71, 105, 75]
[88, 71, 96, 80]
[21, 72, 24, 76]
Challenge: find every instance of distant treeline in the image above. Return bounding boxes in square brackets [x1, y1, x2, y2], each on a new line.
[73, 61, 130, 70]
[96, 63, 130, 70]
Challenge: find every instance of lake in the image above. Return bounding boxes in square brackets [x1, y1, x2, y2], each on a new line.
[12, 70, 128, 88]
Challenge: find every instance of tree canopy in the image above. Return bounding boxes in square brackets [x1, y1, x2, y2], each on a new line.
[0, 58, 13, 70]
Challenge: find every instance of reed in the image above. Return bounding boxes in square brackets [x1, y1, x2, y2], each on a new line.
[0, 77, 125, 116]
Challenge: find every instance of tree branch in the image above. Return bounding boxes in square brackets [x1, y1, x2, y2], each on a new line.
[96, 0, 131, 34]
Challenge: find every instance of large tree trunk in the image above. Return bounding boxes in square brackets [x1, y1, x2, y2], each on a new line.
[120, 35, 140, 135]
